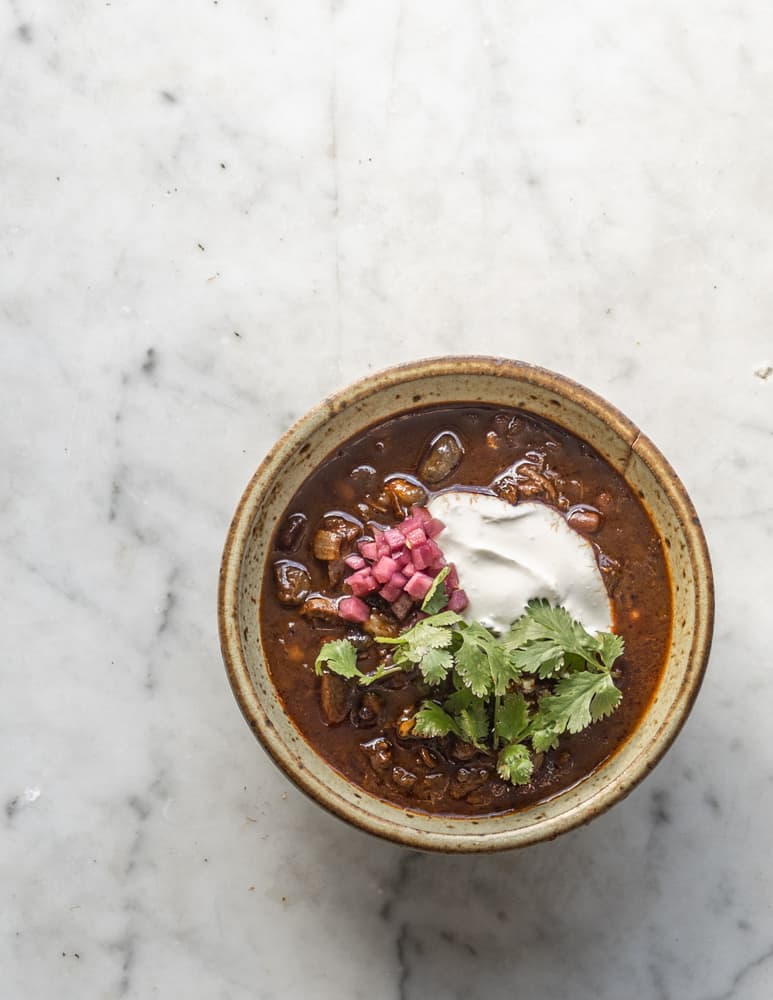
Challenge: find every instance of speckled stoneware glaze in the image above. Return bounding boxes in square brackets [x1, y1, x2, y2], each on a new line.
[218, 357, 714, 852]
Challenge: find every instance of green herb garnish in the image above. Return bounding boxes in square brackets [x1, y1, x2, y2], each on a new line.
[314, 599, 624, 786]
[420, 566, 451, 614]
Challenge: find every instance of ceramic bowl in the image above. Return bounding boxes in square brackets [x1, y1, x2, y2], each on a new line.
[218, 357, 713, 852]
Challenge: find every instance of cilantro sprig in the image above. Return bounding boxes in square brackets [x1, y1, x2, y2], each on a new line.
[314, 599, 625, 787]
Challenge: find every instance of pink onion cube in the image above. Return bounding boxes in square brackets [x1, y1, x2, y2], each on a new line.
[397, 515, 421, 536]
[425, 518, 445, 538]
[346, 569, 376, 596]
[447, 589, 469, 612]
[383, 528, 405, 551]
[411, 543, 435, 571]
[338, 596, 370, 623]
[404, 527, 427, 549]
[424, 538, 442, 562]
[403, 572, 433, 600]
[344, 553, 366, 571]
[379, 582, 403, 603]
[372, 556, 399, 583]
[358, 541, 378, 562]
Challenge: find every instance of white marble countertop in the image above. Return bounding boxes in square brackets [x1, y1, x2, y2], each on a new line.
[3, 2, 772, 997]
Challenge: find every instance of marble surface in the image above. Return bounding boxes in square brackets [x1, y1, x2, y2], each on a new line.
[2, 1, 772, 997]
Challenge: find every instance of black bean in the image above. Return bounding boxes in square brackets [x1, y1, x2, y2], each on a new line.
[418, 431, 464, 484]
[277, 513, 307, 552]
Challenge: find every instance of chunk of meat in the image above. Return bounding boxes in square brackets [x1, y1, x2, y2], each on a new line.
[492, 460, 558, 505]
[383, 477, 428, 515]
[491, 474, 519, 505]
[299, 595, 340, 623]
[319, 672, 352, 725]
[414, 771, 450, 804]
[327, 558, 346, 588]
[321, 514, 363, 540]
[361, 736, 393, 772]
[363, 612, 401, 638]
[449, 766, 492, 800]
[449, 737, 478, 762]
[313, 514, 362, 561]
[418, 432, 464, 484]
[272, 560, 311, 606]
[390, 592, 414, 621]
[313, 529, 343, 561]
[351, 691, 382, 728]
[516, 464, 557, 502]
[391, 766, 418, 792]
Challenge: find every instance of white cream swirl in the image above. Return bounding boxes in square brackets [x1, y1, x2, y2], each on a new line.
[428, 491, 613, 634]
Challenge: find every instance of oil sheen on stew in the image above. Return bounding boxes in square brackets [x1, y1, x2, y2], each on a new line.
[259, 405, 672, 817]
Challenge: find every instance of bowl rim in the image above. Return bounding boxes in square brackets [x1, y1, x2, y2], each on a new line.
[218, 356, 714, 852]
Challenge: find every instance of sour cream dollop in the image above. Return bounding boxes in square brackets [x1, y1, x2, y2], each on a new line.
[427, 492, 613, 635]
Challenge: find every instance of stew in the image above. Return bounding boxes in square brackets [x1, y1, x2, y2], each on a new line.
[259, 405, 672, 816]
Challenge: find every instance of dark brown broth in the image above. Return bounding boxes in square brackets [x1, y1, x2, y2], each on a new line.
[259, 405, 672, 817]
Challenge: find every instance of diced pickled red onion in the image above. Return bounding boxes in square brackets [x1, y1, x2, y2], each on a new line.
[338, 596, 370, 622]
[383, 527, 405, 551]
[403, 572, 433, 600]
[346, 568, 377, 596]
[379, 582, 403, 602]
[425, 518, 445, 539]
[358, 541, 378, 562]
[447, 589, 468, 612]
[344, 505, 463, 616]
[372, 556, 399, 583]
[403, 527, 427, 549]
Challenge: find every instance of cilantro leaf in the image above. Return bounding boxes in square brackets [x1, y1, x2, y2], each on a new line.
[505, 601, 624, 679]
[518, 599, 600, 659]
[443, 685, 479, 715]
[455, 698, 490, 747]
[413, 701, 460, 739]
[586, 671, 623, 719]
[534, 671, 623, 737]
[529, 725, 561, 753]
[376, 617, 455, 662]
[596, 631, 625, 671]
[324, 603, 625, 790]
[494, 693, 530, 743]
[497, 743, 533, 785]
[508, 638, 565, 678]
[502, 611, 551, 648]
[314, 639, 362, 679]
[418, 647, 454, 685]
[421, 566, 451, 614]
[455, 622, 503, 697]
[416, 610, 464, 629]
